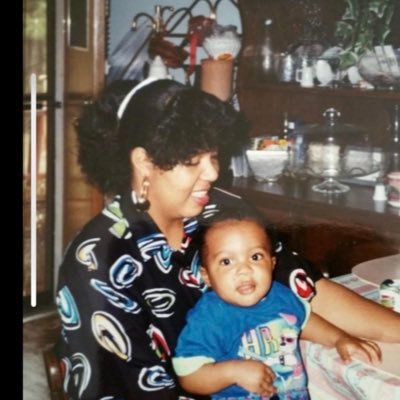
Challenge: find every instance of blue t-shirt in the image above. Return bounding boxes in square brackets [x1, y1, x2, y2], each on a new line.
[173, 281, 310, 400]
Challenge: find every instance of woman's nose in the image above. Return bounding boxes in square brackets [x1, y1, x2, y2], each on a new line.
[201, 156, 219, 182]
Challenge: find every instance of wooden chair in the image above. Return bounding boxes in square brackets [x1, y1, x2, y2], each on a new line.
[42, 347, 69, 400]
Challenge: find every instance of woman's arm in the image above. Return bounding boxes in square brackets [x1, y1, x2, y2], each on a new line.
[301, 311, 381, 364]
[177, 359, 277, 397]
[312, 278, 400, 343]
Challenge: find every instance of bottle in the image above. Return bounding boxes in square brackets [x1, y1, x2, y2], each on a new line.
[384, 104, 400, 174]
[282, 112, 289, 140]
[287, 120, 305, 176]
[259, 19, 277, 82]
[278, 53, 295, 83]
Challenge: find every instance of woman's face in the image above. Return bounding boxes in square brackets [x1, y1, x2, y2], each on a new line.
[147, 151, 220, 224]
[200, 219, 276, 307]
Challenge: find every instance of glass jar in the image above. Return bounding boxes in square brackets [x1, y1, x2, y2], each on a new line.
[288, 108, 376, 193]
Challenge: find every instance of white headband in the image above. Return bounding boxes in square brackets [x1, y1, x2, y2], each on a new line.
[117, 77, 159, 120]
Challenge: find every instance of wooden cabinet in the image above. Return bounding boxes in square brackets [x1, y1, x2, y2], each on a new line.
[237, 0, 400, 146]
[234, 0, 400, 276]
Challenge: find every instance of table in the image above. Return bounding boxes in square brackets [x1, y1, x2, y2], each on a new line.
[230, 177, 400, 277]
[300, 255, 400, 400]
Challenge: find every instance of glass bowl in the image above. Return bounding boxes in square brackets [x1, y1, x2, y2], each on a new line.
[358, 49, 400, 90]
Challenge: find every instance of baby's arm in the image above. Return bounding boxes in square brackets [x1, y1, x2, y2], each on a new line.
[174, 358, 277, 397]
[301, 311, 382, 364]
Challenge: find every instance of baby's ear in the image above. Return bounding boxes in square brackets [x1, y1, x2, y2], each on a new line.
[271, 256, 277, 270]
[200, 266, 211, 287]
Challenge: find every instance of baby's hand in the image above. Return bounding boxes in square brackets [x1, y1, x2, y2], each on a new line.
[235, 360, 277, 397]
[335, 335, 382, 365]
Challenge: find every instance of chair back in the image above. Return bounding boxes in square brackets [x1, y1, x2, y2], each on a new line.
[42, 347, 69, 400]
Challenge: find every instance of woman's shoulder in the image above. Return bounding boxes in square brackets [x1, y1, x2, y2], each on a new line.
[69, 208, 115, 240]
[63, 197, 133, 257]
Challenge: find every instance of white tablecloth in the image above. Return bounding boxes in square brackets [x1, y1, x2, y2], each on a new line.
[301, 268, 400, 400]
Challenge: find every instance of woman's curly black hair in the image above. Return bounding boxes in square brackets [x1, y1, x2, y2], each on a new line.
[75, 79, 250, 195]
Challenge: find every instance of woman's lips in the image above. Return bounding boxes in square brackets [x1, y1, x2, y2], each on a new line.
[192, 190, 210, 206]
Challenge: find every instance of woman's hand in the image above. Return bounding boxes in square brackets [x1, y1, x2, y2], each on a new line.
[335, 335, 382, 365]
[235, 359, 277, 397]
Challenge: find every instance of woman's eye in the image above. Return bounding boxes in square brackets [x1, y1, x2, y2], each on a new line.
[183, 156, 200, 166]
[211, 152, 219, 162]
[219, 258, 231, 266]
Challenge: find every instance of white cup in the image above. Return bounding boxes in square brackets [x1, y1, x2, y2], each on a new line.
[296, 66, 314, 88]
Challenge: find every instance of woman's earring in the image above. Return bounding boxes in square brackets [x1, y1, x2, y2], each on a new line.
[133, 179, 150, 212]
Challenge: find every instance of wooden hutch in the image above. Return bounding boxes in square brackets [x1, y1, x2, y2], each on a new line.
[232, 0, 400, 276]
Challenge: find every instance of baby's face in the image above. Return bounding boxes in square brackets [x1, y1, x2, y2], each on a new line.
[201, 219, 276, 307]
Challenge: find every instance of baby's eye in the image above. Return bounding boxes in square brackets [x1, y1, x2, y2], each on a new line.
[219, 258, 231, 266]
[251, 253, 264, 261]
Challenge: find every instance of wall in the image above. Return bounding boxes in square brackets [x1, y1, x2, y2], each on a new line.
[108, 0, 242, 83]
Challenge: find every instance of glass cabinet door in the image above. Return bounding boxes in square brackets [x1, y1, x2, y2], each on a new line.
[23, 0, 55, 314]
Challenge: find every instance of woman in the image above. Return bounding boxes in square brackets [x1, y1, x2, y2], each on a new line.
[56, 78, 400, 400]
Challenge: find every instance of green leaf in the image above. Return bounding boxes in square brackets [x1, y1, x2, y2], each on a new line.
[382, 28, 392, 43]
[368, 0, 392, 18]
[354, 31, 374, 52]
[342, 0, 360, 20]
[338, 51, 359, 70]
[335, 21, 354, 46]
[382, 3, 395, 29]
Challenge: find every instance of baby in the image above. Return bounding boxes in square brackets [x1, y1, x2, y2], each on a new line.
[173, 208, 381, 399]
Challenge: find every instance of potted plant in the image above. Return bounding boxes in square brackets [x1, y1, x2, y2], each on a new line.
[334, 0, 395, 70]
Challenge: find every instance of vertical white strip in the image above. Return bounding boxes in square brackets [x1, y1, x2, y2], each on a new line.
[53, 0, 65, 299]
[30, 73, 37, 307]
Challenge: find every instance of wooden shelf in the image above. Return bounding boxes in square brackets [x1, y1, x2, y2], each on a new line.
[239, 83, 400, 101]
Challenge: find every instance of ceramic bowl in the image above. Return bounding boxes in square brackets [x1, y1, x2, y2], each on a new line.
[246, 150, 288, 182]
